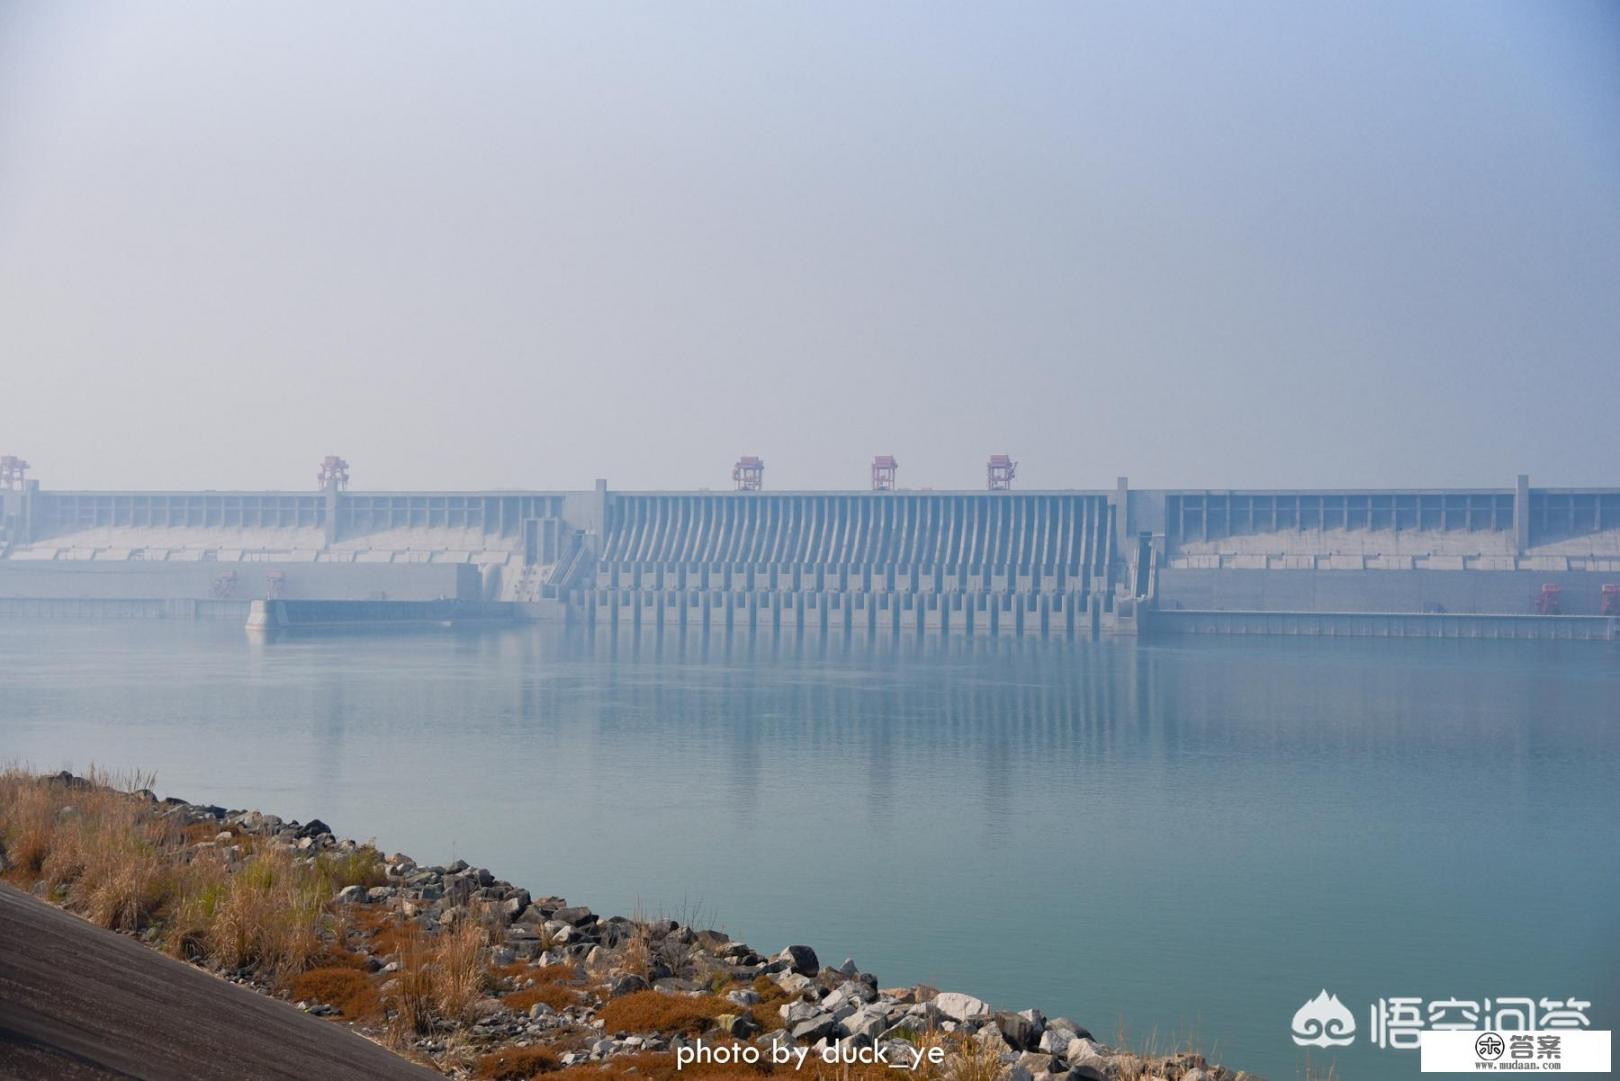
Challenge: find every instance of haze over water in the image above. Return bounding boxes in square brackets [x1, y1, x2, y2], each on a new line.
[3, 619, 1616, 1080]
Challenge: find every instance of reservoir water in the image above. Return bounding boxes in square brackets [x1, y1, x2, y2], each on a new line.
[3, 619, 1616, 1080]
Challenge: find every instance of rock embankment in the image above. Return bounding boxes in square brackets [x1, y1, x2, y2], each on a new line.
[3, 773, 1261, 1081]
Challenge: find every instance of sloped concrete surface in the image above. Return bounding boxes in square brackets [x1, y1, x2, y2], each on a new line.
[0, 884, 438, 1080]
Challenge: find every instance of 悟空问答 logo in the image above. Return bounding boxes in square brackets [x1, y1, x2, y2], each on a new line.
[1291, 990, 1357, 1048]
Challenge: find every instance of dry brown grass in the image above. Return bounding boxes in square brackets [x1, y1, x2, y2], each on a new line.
[493, 960, 583, 1015]
[597, 990, 731, 1036]
[181, 821, 225, 844]
[0, 769, 370, 982]
[532, 962, 578, 983]
[290, 965, 383, 1020]
[503, 983, 580, 1014]
[1, 778, 56, 879]
[436, 918, 488, 1017]
[160, 862, 225, 959]
[1107, 1020, 1218, 1081]
[315, 846, 387, 891]
[492, 960, 577, 984]
[490, 959, 529, 983]
[350, 905, 413, 955]
[474, 1046, 561, 1080]
[10, 770, 180, 937]
[621, 929, 653, 979]
[206, 847, 329, 976]
[386, 919, 489, 1039]
[746, 975, 800, 1032]
[944, 1035, 1005, 1081]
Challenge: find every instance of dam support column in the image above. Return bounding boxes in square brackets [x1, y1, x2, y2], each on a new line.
[2, 479, 39, 545]
[1114, 476, 1129, 567]
[1110, 476, 1129, 601]
[323, 474, 341, 546]
[1515, 473, 1531, 556]
[25, 478, 38, 544]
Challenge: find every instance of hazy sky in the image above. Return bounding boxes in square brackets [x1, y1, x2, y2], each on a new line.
[1, 2, 1617, 492]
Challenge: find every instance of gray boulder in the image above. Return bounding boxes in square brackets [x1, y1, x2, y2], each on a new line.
[1017, 1052, 1057, 1074]
[998, 1011, 1039, 1050]
[934, 992, 994, 1022]
[1050, 1019, 1093, 1041]
[791, 1013, 839, 1043]
[608, 974, 649, 997]
[772, 971, 813, 995]
[553, 905, 596, 927]
[1065, 1037, 1105, 1064]
[843, 1008, 888, 1041]
[822, 984, 874, 1015]
[781, 1000, 824, 1025]
[777, 945, 819, 977]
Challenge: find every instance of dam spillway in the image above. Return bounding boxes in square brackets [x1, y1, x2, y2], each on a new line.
[1, 477, 1618, 638]
[592, 491, 1115, 637]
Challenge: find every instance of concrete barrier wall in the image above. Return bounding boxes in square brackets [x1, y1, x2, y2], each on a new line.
[1153, 608, 1618, 640]
[1131, 488, 1620, 562]
[29, 490, 567, 539]
[1159, 568, 1618, 616]
[0, 561, 477, 602]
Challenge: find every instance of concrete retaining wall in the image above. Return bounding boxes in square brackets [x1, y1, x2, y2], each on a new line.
[1158, 568, 1618, 616]
[0, 561, 478, 603]
[1154, 609, 1618, 641]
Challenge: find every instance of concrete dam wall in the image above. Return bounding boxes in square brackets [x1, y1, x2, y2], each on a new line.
[584, 491, 1116, 637]
[3, 477, 1618, 637]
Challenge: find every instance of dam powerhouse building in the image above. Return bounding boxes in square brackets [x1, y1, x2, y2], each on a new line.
[1, 455, 1617, 640]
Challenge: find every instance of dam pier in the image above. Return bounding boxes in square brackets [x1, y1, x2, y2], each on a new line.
[2, 460, 1618, 640]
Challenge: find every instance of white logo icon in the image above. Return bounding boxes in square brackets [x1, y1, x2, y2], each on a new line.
[1292, 990, 1357, 1047]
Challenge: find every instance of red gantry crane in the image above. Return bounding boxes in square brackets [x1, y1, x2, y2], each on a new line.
[732, 456, 764, 492]
[871, 455, 898, 492]
[987, 454, 1017, 491]
[317, 456, 350, 491]
[0, 456, 29, 490]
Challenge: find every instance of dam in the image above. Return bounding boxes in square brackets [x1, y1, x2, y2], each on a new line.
[2, 458, 1617, 639]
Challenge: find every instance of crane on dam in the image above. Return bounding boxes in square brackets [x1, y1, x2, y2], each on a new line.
[0, 456, 28, 490]
[732, 456, 764, 491]
[987, 455, 1017, 491]
[317, 456, 350, 491]
[871, 455, 898, 491]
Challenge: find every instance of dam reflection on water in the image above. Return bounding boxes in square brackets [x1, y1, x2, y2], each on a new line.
[3, 619, 1618, 1081]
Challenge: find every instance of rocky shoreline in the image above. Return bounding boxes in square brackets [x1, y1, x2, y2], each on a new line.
[3, 773, 1261, 1081]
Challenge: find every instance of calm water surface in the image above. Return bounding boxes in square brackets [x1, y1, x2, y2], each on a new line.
[4, 620, 1617, 1080]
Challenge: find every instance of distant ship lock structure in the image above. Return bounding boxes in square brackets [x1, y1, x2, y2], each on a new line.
[1, 458, 1617, 640]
